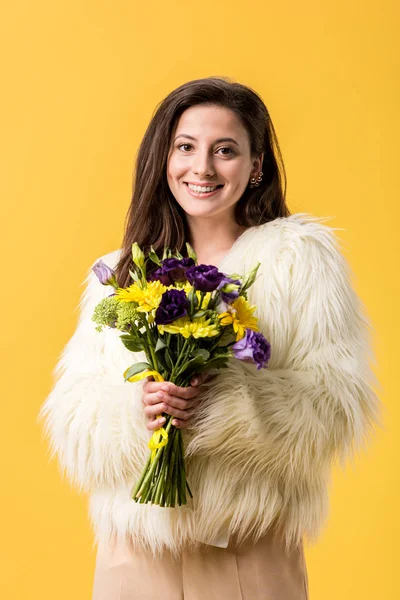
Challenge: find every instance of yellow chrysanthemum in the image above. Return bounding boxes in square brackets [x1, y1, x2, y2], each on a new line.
[218, 296, 259, 341]
[157, 316, 219, 339]
[115, 281, 167, 312]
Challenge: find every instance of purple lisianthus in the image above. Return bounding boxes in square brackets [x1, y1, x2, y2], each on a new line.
[148, 257, 195, 286]
[232, 328, 271, 370]
[92, 260, 117, 287]
[155, 289, 190, 325]
[217, 276, 242, 303]
[186, 264, 225, 292]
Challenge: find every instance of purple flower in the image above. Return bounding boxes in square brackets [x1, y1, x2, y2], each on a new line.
[217, 276, 242, 303]
[92, 260, 117, 287]
[186, 264, 225, 292]
[148, 257, 195, 286]
[155, 289, 190, 325]
[232, 328, 271, 370]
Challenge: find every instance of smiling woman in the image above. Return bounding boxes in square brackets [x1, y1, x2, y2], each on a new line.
[167, 104, 263, 243]
[37, 76, 381, 600]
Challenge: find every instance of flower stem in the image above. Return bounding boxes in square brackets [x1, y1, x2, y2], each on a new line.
[170, 338, 190, 381]
[131, 453, 152, 499]
[135, 416, 174, 499]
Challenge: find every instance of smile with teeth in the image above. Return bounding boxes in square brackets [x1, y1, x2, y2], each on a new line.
[186, 183, 223, 194]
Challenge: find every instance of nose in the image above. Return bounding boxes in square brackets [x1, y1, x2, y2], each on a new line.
[191, 149, 216, 178]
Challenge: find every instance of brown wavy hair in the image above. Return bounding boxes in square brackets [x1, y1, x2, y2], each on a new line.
[115, 76, 290, 287]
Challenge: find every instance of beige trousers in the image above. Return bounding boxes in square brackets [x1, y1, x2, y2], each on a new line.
[92, 527, 309, 600]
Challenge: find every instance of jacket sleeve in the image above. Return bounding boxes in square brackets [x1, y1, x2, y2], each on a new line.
[37, 252, 146, 494]
[185, 219, 384, 483]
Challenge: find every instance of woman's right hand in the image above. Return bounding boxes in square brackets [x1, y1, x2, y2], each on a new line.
[141, 373, 209, 431]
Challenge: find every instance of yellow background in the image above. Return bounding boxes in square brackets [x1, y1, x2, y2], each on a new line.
[1, 1, 398, 598]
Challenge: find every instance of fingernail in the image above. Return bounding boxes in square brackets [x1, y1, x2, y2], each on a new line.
[162, 385, 169, 392]
[191, 378, 198, 385]
[159, 417, 166, 424]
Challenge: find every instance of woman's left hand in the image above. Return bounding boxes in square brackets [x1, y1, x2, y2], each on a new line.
[142, 371, 209, 429]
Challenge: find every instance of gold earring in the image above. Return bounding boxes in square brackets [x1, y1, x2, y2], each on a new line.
[249, 171, 263, 188]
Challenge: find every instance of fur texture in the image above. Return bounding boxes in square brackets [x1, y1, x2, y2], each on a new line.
[37, 213, 384, 557]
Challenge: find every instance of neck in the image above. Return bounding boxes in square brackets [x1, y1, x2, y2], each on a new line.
[186, 216, 248, 265]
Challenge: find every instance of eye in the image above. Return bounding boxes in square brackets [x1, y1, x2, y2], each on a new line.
[177, 143, 193, 152]
[217, 147, 235, 156]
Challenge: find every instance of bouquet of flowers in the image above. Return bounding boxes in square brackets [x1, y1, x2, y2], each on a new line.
[91, 242, 271, 507]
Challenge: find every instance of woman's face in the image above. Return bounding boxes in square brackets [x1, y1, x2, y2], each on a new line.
[166, 104, 263, 223]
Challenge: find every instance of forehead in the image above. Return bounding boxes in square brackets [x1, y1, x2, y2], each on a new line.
[173, 104, 249, 144]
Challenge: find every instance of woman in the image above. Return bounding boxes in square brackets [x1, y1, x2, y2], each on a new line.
[38, 77, 382, 599]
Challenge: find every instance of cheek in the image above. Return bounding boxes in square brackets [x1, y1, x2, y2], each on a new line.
[167, 153, 185, 178]
[224, 159, 250, 182]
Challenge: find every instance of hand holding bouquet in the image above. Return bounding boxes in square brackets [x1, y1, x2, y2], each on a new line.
[91, 242, 271, 507]
[141, 372, 208, 431]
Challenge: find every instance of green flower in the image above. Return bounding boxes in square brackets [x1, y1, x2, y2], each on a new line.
[115, 302, 141, 331]
[92, 296, 119, 332]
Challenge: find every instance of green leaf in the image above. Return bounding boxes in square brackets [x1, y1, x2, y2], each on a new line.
[155, 351, 168, 372]
[129, 268, 140, 283]
[176, 355, 205, 377]
[123, 362, 152, 381]
[217, 328, 236, 347]
[186, 242, 198, 263]
[164, 348, 174, 371]
[202, 356, 229, 371]
[119, 335, 144, 352]
[148, 247, 161, 266]
[155, 338, 167, 352]
[192, 348, 210, 361]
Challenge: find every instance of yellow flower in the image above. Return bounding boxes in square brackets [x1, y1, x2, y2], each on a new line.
[176, 281, 192, 292]
[196, 290, 212, 309]
[115, 280, 167, 312]
[217, 296, 259, 341]
[157, 316, 219, 338]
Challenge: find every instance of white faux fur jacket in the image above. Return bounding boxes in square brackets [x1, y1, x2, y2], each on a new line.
[37, 212, 382, 557]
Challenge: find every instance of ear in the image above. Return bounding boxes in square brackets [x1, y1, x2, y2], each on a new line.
[251, 152, 264, 176]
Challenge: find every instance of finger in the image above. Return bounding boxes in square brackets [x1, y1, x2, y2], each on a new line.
[171, 417, 191, 429]
[143, 389, 196, 407]
[144, 398, 193, 421]
[158, 392, 197, 411]
[146, 416, 167, 431]
[190, 372, 208, 386]
[143, 402, 166, 418]
[142, 375, 155, 389]
[163, 403, 193, 420]
[159, 382, 200, 400]
[143, 380, 167, 394]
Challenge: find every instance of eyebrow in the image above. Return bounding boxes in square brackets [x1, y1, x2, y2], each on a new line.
[174, 134, 239, 146]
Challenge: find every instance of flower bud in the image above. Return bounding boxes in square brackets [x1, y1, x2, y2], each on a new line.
[131, 242, 145, 269]
[241, 262, 261, 293]
[185, 242, 198, 263]
[221, 283, 240, 293]
[92, 260, 118, 288]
